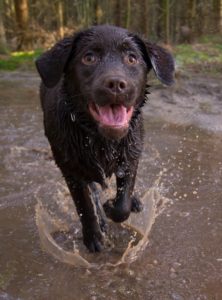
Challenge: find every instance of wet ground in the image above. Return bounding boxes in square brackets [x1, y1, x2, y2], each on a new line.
[0, 71, 222, 299]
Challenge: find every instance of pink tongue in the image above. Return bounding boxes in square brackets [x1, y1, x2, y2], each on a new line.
[98, 104, 127, 126]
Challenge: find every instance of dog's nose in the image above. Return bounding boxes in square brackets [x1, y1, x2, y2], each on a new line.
[104, 77, 127, 94]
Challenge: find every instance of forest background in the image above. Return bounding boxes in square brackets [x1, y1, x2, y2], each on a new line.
[0, 0, 222, 72]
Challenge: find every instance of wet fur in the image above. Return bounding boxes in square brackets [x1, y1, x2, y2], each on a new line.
[36, 25, 174, 252]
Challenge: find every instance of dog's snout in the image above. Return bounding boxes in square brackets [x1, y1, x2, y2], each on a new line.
[105, 77, 127, 94]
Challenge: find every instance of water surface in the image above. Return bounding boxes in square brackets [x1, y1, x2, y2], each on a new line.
[0, 72, 221, 300]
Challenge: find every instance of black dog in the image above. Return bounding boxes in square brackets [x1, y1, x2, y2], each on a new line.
[36, 25, 174, 252]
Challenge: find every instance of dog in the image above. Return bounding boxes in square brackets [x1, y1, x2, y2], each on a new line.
[35, 25, 174, 252]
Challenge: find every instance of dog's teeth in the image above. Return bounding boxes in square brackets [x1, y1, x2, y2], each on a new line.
[95, 103, 100, 115]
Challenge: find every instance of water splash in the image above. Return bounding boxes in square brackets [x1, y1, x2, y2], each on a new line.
[35, 173, 170, 269]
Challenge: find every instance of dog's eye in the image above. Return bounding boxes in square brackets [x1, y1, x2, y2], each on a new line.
[82, 53, 97, 65]
[124, 53, 138, 65]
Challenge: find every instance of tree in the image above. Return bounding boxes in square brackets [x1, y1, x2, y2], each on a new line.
[140, 0, 148, 37]
[57, 0, 64, 38]
[0, 0, 221, 49]
[93, 0, 103, 25]
[220, 0, 222, 33]
[125, 0, 131, 29]
[0, 0, 7, 53]
[115, 0, 121, 27]
[14, 0, 31, 50]
[163, 0, 170, 44]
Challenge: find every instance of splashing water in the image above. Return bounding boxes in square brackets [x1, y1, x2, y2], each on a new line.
[35, 172, 170, 269]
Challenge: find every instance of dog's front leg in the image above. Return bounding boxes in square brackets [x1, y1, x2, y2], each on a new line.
[65, 178, 104, 252]
[103, 159, 143, 223]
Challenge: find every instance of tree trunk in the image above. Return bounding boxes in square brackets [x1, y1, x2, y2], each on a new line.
[156, 0, 163, 39]
[141, 0, 148, 37]
[190, 0, 196, 39]
[125, 0, 131, 29]
[57, 0, 64, 38]
[93, 0, 103, 25]
[115, 0, 121, 27]
[84, 0, 90, 27]
[0, 0, 8, 53]
[220, 0, 222, 33]
[165, 0, 170, 44]
[14, 0, 30, 50]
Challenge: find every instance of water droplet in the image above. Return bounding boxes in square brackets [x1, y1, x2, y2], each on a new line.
[116, 167, 125, 178]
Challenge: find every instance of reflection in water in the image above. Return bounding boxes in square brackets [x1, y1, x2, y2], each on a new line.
[0, 72, 222, 299]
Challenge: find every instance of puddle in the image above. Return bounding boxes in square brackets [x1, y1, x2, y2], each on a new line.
[35, 182, 169, 269]
[0, 71, 222, 299]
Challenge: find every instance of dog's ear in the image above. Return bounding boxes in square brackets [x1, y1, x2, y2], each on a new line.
[133, 35, 175, 86]
[35, 37, 74, 88]
[144, 41, 175, 85]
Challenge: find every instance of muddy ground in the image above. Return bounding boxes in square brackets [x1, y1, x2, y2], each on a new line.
[0, 71, 221, 300]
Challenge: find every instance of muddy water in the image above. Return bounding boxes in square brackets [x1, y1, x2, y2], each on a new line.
[0, 72, 222, 299]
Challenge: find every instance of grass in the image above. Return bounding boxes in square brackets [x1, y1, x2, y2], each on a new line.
[0, 34, 221, 74]
[175, 44, 222, 65]
[174, 34, 222, 74]
[0, 49, 42, 70]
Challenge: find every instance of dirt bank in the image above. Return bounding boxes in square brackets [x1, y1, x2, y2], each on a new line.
[145, 73, 222, 133]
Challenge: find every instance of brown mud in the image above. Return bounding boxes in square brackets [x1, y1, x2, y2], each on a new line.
[0, 71, 221, 300]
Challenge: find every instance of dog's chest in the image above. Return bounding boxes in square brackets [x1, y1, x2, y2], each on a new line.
[83, 135, 120, 176]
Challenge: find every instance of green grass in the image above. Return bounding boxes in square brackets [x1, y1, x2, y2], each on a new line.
[175, 44, 222, 65]
[198, 34, 222, 44]
[174, 35, 222, 74]
[0, 49, 43, 70]
[0, 34, 222, 74]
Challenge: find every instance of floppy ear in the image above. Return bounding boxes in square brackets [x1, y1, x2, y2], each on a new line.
[133, 35, 175, 86]
[35, 37, 74, 88]
[145, 41, 175, 85]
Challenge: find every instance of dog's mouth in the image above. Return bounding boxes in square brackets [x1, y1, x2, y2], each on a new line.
[88, 102, 134, 128]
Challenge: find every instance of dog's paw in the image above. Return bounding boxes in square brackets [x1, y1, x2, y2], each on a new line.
[131, 196, 143, 213]
[83, 227, 104, 253]
[103, 199, 130, 223]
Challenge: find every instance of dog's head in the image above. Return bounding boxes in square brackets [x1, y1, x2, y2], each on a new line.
[36, 25, 174, 140]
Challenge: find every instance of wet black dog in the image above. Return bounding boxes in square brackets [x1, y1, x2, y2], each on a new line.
[36, 25, 174, 252]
